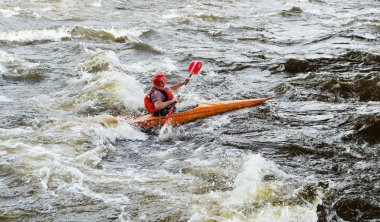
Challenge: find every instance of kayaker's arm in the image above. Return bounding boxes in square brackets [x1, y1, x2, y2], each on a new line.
[169, 78, 190, 91]
[154, 98, 179, 111]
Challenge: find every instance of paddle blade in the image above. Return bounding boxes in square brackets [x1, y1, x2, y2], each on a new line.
[188, 61, 203, 75]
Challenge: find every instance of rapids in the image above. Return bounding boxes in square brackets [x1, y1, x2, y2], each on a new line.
[0, 0, 379, 221]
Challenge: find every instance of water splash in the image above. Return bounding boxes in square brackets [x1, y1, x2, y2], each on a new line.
[159, 123, 174, 140]
[189, 154, 321, 222]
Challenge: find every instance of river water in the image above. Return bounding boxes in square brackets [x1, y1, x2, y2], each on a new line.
[0, 0, 379, 221]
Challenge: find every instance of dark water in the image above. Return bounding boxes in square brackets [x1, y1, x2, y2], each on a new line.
[0, 0, 379, 221]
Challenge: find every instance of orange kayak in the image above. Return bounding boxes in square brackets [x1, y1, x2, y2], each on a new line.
[128, 97, 274, 128]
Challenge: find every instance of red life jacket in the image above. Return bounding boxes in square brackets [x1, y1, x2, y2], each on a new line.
[144, 87, 174, 114]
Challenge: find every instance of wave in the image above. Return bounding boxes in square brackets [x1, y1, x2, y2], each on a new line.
[0, 26, 154, 45]
[162, 10, 232, 25]
[61, 70, 144, 116]
[71, 26, 125, 43]
[189, 154, 322, 222]
[272, 51, 380, 102]
[126, 42, 163, 54]
[280, 7, 303, 17]
[195, 13, 227, 22]
[0, 50, 44, 82]
[69, 26, 150, 43]
[272, 51, 380, 74]
[77, 50, 122, 73]
[320, 73, 380, 102]
[342, 114, 380, 145]
[1, 68, 46, 82]
[334, 197, 380, 221]
[121, 57, 178, 74]
[0, 112, 146, 220]
[0, 27, 71, 44]
[275, 72, 380, 102]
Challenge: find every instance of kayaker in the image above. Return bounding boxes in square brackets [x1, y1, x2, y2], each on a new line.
[144, 73, 189, 116]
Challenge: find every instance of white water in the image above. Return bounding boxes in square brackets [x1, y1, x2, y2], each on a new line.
[0, 95, 12, 102]
[1, 0, 379, 221]
[189, 154, 321, 222]
[0, 27, 71, 43]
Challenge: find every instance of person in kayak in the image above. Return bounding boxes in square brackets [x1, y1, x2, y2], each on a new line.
[144, 73, 189, 116]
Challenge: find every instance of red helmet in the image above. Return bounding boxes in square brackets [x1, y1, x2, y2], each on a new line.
[152, 73, 167, 87]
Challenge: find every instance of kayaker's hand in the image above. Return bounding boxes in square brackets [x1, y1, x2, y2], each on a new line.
[183, 77, 190, 85]
[172, 97, 179, 104]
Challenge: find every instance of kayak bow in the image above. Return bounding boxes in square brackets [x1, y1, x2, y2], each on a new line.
[129, 97, 274, 128]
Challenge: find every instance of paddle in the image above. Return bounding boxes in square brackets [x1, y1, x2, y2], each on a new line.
[187, 60, 203, 78]
[161, 61, 203, 126]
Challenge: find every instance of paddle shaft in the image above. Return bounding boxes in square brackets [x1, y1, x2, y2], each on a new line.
[161, 87, 185, 126]
[162, 104, 175, 126]
[185, 73, 192, 85]
[162, 75, 193, 126]
[161, 61, 202, 126]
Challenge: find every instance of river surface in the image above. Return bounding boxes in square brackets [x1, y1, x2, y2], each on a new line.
[0, 0, 379, 221]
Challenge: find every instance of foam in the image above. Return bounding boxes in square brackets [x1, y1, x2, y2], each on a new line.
[97, 70, 145, 110]
[161, 10, 182, 20]
[0, 127, 32, 139]
[159, 124, 174, 140]
[0, 27, 71, 43]
[0, 25, 153, 44]
[90, 116, 147, 142]
[0, 63, 7, 74]
[122, 57, 178, 74]
[75, 146, 109, 168]
[222, 154, 286, 206]
[43, 115, 147, 145]
[0, 50, 17, 63]
[0, 6, 52, 19]
[90, 0, 102, 8]
[0, 95, 12, 102]
[0, 50, 38, 74]
[72, 49, 145, 112]
[77, 50, 123, 72]
[66, 183, 129, 204]
[0, 136, 130, 206]
[189, 154, 320, 222]
[253, 205, 318, 222]
[0, 8, 20, 18]
[32, 11, 41, 19]
[105, 27, 150, 40]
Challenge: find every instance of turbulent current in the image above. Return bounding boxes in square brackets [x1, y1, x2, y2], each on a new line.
[0, 0, 379, 221]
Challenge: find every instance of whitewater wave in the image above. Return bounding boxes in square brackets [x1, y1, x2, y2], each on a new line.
[0, 27, 71, 43]
[189, 154, 322, 222]
[62, 69, 144, 115]
[0, 26, 153, 44]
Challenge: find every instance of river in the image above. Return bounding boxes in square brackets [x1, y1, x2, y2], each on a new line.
[0, 0, 379, 221]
